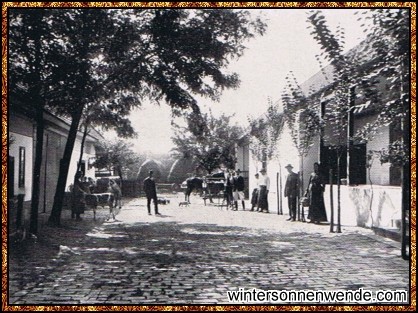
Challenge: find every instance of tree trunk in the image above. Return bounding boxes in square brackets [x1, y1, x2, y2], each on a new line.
[279, 169, 283, 215]
[401, 164, 409, 260]
[76, 122, 89, 175]
[276, 172, 280, 215]
[48, 109, 83, 226]
[29, 103, 44, 235]
[299, 156, 304, 222]
[116, 165, 124, 196]
[336, 154, 342, 233]
[329, 168, 334, 233]
[49, 11, 90, 226]
[400, 56, 410, 260]
[28, 11, 45, 235]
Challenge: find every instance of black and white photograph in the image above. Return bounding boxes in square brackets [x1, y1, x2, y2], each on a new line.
[4, 2, 414, 309]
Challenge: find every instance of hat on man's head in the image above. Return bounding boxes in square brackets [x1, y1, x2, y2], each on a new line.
[236, 169, 241, 174]
[259, 168, 266, 173]
[285, 164, 293, 169]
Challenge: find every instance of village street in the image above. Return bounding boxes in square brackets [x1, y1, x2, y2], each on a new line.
[8, 193, 410, 306]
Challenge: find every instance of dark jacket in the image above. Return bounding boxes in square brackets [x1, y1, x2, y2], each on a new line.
[233, 175, 245, 192]
[284, 172, 299, 198]
[143, 177, 157, 198]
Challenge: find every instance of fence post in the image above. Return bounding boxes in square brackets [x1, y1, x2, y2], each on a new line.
[329, 169, 334, 233]
[277, 172, 281, 215]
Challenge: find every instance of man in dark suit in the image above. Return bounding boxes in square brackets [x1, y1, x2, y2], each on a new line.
[143, 170, 161, 215]
[284, 164, 299, 221]
[233, 169, 246, 210]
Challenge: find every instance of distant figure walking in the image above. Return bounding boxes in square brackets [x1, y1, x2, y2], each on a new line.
[258, 168, 270, 213]
[250, 173, 260, 211]
[284, 164, 299, 221]
[72, 171, 87, 221]
[110, 179, 122, 209]
[306, 162, 327, 224]
[143, 170, 161, 215]
[233, 169, 246, 210]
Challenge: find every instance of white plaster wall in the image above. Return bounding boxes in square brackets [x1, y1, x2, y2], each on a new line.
[323, 184, 401, 229]
[66, 139, 97, 190]
[355, 116, 391, 185]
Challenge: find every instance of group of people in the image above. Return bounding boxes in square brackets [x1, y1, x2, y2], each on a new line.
[142, 163, 328, 225]
[250, 168, 271, 213]
[249, 162, 327, 223]
[284, 162, 327, 224]
[221, 169, 246, 210]
[71, 172, 122, 221]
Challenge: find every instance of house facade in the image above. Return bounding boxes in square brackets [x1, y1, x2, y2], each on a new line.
[236, 124, 300, 212]
[297, 61, 403, 230]
[8, 91, 102, 235]
[239, 43, 406, 230]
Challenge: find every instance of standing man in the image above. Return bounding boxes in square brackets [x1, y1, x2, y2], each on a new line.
[233, 169, 246, 210]
[258, 168, 270, 213]
[143, 170, 161, 215]
[223, 168, 234, 209]
[284, 164, 299, 221]
[251, 173, 260, 211]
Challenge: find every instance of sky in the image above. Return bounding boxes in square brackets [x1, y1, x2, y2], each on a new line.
[108, 8, 370, 155]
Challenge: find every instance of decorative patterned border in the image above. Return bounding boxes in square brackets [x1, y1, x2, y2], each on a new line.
[1, 2, 416, 311]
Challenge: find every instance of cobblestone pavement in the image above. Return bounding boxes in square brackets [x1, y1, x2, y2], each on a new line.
[8, 193, 410, 305]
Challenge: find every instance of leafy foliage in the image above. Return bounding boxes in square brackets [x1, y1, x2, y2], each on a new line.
[248, 99, 285, 164]
[368, 141, 409, 168]
[9, 8, 266, 225]
[94, 139, 142, 180]
[352, 9, 410, 151]
[171, 111, 243, 174]
[305, 9, 410, 166]
[281, 73, 323, 157]
[306, 10, 351, 151]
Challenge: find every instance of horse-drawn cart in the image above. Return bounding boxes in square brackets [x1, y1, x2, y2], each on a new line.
[184, 175, 228, 206]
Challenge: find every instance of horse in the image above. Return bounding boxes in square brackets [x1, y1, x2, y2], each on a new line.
[185, 177, 203, 202]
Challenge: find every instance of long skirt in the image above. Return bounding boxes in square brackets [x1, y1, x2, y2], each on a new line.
[308, 189, 327, 222]
[258, 186, 268, 210]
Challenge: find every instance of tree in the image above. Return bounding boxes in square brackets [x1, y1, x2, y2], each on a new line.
[8, 8, 265, 226]
[353, 9, 410, 144]
[171, 111, 243, 174]
[282, 72, 323, 161]
[9, 9, 53, 235]
[306, 10, 356, 233]
[248, 99, 286, 214]
[355, 9, 410, 260]
[94, 140, 142, 181]
[306, 8, 410, 237]
[74, 96, 138, 180]
[281, 74, 323, 220]
[248, 99, 285, 169]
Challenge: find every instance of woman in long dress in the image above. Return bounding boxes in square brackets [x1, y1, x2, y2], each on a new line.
[307, 162, 327, 224]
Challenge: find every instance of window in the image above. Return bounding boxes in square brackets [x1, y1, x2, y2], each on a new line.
[18, 147, 25, 188]
[349, 143, 367, 185]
